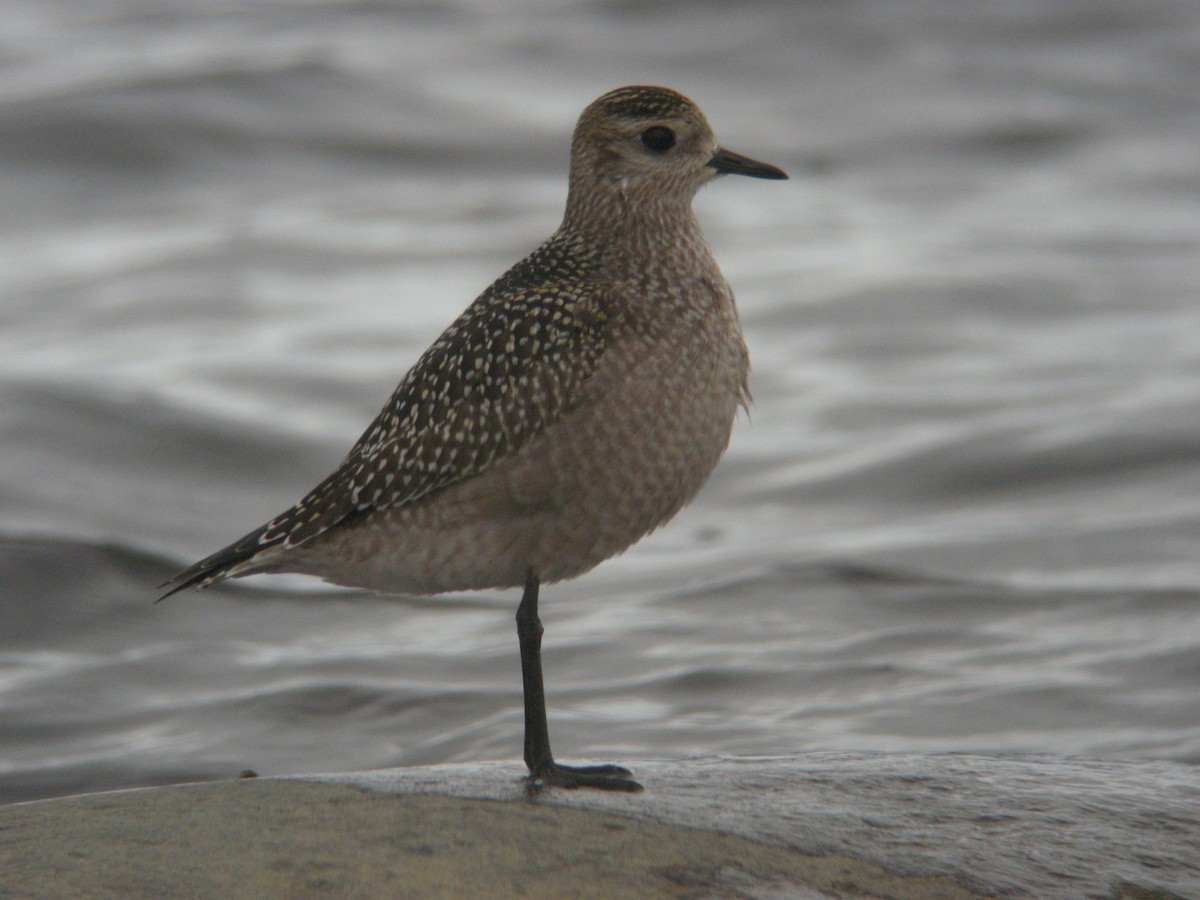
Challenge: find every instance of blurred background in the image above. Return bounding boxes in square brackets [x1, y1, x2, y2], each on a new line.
[2, 0, 1199, 805]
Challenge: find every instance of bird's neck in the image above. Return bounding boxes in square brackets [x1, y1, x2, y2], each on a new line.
[561, 182, 713, 278]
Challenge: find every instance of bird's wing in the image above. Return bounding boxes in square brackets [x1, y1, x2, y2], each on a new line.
[160, 262, 613, 598]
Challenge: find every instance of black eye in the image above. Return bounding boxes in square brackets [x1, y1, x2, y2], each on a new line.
[639, 126, 676, 154]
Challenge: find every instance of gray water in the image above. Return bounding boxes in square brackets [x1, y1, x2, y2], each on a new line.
[2, 0, 1200, 813]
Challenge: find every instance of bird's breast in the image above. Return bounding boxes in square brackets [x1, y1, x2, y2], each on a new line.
[498, 272, 747, 581]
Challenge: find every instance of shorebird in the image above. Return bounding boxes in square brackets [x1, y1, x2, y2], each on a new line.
[161, 85, 787, 791]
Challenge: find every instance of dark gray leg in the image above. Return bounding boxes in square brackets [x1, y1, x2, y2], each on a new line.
[516, 571, 642, 792]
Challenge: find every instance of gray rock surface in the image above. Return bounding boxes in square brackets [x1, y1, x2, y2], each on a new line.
[3, 754, 1197, 898]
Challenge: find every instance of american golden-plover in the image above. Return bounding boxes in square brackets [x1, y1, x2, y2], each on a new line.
[162, 85, 787, 791]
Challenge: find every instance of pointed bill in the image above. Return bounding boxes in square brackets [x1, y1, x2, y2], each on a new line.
[706, 147, 788, 180]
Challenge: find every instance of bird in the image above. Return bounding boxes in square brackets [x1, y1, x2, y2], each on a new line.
[160, 85, 788, 792]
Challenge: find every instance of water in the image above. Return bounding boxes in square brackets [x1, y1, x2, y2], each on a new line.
[3, 0, 1200, 807]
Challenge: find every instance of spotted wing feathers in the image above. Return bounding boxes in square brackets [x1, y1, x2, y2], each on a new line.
[160, 234, 610, 598]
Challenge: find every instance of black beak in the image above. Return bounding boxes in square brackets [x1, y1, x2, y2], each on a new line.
[707, 147, 788, 180]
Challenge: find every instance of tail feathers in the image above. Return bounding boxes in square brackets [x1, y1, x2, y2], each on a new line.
[157, 525, 282, 603]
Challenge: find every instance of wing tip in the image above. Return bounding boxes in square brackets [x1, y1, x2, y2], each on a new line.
[155, 564, 227, 603]
[156, 528, 278, 603]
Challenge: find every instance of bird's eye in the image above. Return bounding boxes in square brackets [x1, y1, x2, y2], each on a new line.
[639, 126, 676, 154]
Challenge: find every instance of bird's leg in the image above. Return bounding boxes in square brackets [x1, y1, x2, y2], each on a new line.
[516, 571, 642, 792]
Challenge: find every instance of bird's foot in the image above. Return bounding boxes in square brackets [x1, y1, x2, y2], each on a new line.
[524, 761, 643, 793]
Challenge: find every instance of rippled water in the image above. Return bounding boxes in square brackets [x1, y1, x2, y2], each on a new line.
[3, 0, 1200, 804]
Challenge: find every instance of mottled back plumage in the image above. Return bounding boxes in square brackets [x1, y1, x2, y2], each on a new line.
[161, 86, 786, 600]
